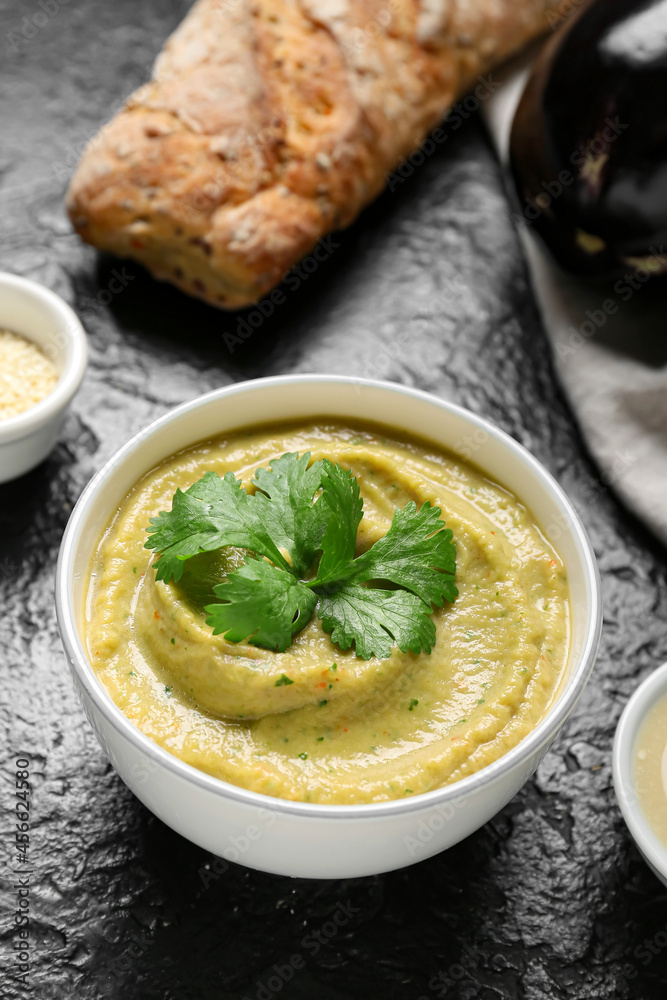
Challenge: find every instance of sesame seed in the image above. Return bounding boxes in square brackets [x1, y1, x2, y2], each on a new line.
[0, 329, 58, 421]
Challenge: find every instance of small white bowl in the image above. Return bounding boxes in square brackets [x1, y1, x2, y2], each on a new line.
[0, 272, 87, 482]
[56, 376, 602, 878]
[613, 661, 667, 886]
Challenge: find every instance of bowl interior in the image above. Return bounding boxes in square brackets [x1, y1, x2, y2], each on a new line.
[614, 661, 667, 881]
[0, 274, 78, 375]
[62, 377, 601, 804]
[0, 273, 87, 448]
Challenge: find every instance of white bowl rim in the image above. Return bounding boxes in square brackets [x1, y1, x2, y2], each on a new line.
[613, 660, 667, 878]
[0, 271, 87, 443]
[56, 374, 603, 820]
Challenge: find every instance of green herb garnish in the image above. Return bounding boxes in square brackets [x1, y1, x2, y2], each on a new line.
[145, 452, 458, 660]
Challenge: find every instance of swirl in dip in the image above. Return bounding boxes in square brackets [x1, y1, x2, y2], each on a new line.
[84, 420, 570, 804]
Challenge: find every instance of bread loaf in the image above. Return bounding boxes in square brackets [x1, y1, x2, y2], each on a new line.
[67, 0, 559, 310]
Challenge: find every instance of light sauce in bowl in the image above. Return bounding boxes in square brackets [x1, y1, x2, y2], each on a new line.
[635, 693, 667, 847]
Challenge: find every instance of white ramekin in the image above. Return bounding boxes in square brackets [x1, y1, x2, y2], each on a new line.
[55, 375, 602, 878]
[0, 272, 87, 482]
[613, 661, 667, 886]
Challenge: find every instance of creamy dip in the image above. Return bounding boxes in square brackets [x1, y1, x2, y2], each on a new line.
[634, 693, 667, 847]
[84, 420, 570, 804]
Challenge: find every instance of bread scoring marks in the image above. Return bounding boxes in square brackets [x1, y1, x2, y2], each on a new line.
[300, 0, 349, 24]
[417, 0, 450, 43]
[299, 0, 385, 72]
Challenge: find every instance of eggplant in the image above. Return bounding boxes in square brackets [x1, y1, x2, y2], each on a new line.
[510, 0, 667, 277]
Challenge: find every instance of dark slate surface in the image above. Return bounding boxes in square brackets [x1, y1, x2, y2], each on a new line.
[1, 2, 667, 998]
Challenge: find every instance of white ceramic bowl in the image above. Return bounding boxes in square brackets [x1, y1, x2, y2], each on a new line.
[56, 376, 602, 878]
[613, 661, 667, 886]
[0, 272, 87, 483]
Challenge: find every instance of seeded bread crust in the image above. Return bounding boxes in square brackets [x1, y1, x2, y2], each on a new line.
[66, 0, 559, 310]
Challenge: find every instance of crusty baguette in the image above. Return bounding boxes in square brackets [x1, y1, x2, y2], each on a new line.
[67, 0, 560, 310]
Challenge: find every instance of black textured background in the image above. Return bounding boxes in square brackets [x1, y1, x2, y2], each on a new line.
[1, 2, 667, 998]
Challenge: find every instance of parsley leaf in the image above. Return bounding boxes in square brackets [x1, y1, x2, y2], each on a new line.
[147, 451, 458, 659]
[205, 559, 316, 651]
[313, 459, 364, 586]
[348, 501, 458, 605]
[319, 586, 437, 660]
[145, 471, 288, 583]
[251, 452, 327, 576]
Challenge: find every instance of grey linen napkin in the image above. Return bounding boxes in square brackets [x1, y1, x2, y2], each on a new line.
[483, 65, 667, 546]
